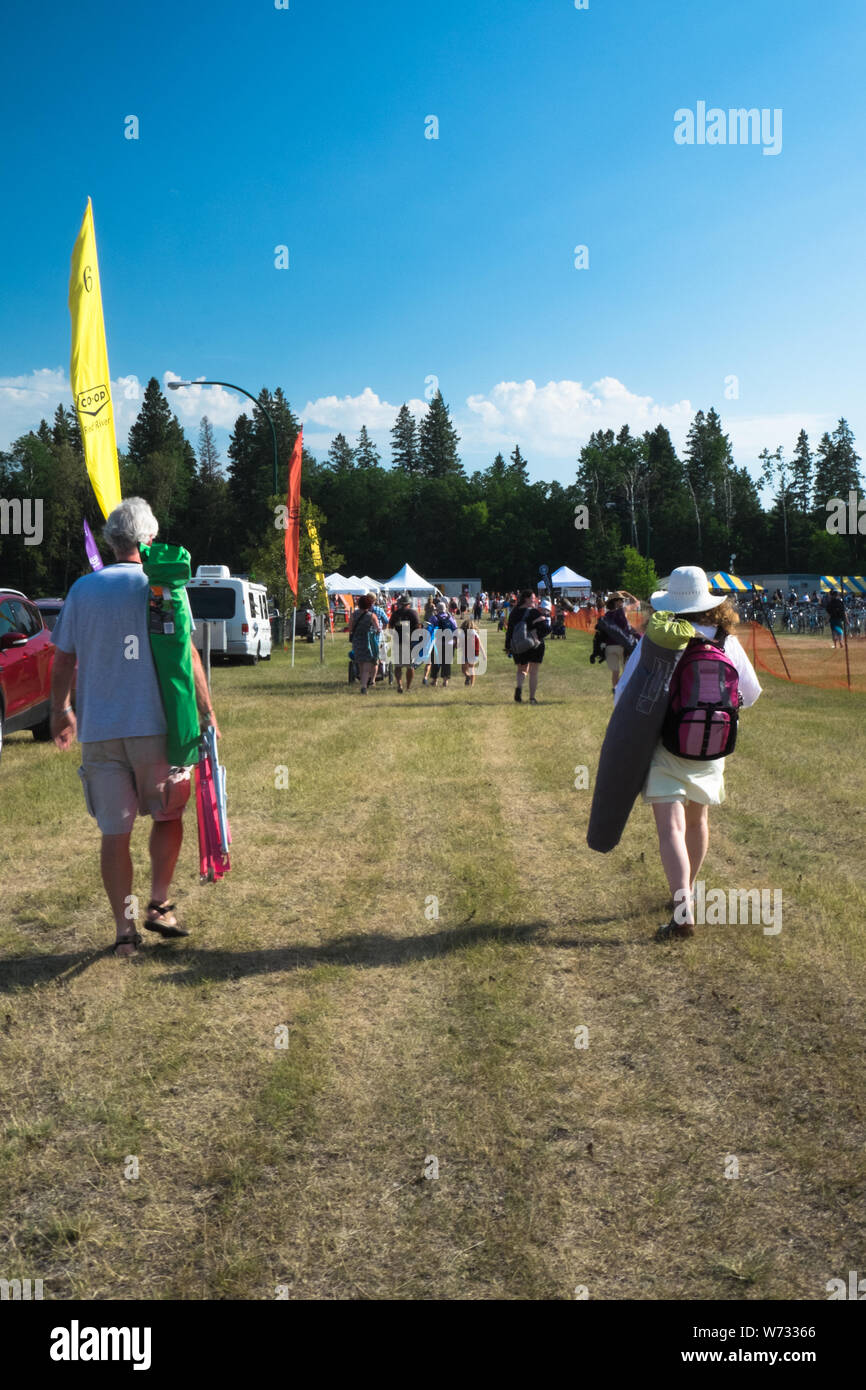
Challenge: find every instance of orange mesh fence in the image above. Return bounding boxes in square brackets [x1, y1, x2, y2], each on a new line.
[562, 611, 863, 691]
[563, 605, 648, 632]
[744, 621, 865, 693]
[564, 607, 601, 632]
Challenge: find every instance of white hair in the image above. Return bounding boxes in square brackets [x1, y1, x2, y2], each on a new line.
[104, 497, 159, 553]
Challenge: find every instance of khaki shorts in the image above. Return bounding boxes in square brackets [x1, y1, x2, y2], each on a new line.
[604, 645, 625, 674]
[79, 736, 191, 835]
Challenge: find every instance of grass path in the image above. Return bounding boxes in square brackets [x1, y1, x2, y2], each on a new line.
[1, 628, 864, 1299]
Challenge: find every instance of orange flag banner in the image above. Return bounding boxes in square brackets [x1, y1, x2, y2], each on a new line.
[284, 429, 303, 598]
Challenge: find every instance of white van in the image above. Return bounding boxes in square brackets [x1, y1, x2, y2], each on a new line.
[187, 566, 272, 665]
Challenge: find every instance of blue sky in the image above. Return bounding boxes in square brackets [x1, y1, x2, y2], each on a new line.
[1, 0, 864, 489]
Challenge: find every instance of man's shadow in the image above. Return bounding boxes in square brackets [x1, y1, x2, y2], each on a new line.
[0, 912, 648, 993]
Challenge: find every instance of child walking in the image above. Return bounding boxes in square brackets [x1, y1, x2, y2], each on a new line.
[461, 617, 481, 686]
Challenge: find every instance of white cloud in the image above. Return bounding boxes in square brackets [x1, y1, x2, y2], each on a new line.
[462, 377, 695, 456]
[0, 368, 256, 451]
[0, 368, 69, 447]
[0, 368, 838, 487]
[301, 387, 428, 433]
[161, 373, 257, 430]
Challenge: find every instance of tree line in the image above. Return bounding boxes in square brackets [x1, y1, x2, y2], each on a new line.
[1, 377, 862, 603]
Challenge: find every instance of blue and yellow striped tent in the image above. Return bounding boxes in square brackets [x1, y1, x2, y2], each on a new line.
[820, 575, 866, 593]
[708, 572, 756, 592]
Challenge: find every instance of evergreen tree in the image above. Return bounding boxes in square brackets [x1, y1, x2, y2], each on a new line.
[487, 452, 507, 480]
[683, 407, 735, 561]
[812, 419, 863, 567]
[51, 403, 70, 447]
[418, 390, 463, 477]
[355, 424, 381, 469]
[643, 424, 690, 573]
[126, 378, 176, 468]
[198, 416, 221, 479]
[125, 377, 196, 535]
[813, 419, 862, 515]
[790, 429, 812, 515]
[507, 445, 529, 482]
[390, 404, 419, 473]
[226, 386, 307, 569]
[185, 416, 229, 569]
[326, 433, 356, 471]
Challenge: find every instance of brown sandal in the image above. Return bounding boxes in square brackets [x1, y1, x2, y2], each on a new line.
[114, 930, 143, 957]
[144, 901, 189, 938]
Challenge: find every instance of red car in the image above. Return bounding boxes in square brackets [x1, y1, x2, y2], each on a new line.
[0, 587, 55, 759]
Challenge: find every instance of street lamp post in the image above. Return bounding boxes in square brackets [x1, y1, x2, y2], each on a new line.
[167, 379, 280, 496]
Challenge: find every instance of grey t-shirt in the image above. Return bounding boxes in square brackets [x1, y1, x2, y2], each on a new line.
[52, 563, 194, 743]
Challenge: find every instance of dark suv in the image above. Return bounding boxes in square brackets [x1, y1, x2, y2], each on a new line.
[0, 588, 55, 760]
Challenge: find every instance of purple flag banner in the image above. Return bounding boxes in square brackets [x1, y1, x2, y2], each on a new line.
[84, 519, 104, 571]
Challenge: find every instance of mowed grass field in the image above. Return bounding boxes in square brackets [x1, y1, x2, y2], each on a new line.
[1, 625, 865, 1301]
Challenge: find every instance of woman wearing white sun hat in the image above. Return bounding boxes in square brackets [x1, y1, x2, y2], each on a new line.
[613, 565, 763, 941]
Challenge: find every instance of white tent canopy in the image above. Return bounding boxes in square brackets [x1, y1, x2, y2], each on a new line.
[328, 574, 369, 596]
[539, 565, 592, 593]
[326, 571, 391, 594]
[383, 562, 438, 594]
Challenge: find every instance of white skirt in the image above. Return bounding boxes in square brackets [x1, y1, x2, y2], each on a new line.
[642, 741, 726, 805]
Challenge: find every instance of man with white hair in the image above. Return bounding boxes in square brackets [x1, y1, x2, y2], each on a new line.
[50, 498, 219, 957]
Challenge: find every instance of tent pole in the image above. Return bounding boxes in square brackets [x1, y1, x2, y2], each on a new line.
[291, 606, 296, 668]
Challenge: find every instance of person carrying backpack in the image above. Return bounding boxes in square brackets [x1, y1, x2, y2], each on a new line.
[428, 600, 457, 688]
[388, 592, 420, 692]
[348, 594, 381, 694]
[505, 589, 550, 703]
[613, 566, 762, 941]
[592, 593, 640, 693]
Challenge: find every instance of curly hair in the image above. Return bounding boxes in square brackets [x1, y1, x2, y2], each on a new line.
[686, 598, 739, 633]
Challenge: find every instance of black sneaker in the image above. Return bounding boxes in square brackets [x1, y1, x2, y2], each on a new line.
[654, 916, 695, 942]
[514, 687, 522, 702]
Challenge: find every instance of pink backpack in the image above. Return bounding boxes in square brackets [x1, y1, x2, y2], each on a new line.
[661, 628, 741, 760]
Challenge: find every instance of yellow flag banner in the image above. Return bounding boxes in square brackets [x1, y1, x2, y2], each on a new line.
[305, 517, 329, 612]
[69, 199, 122, 518]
